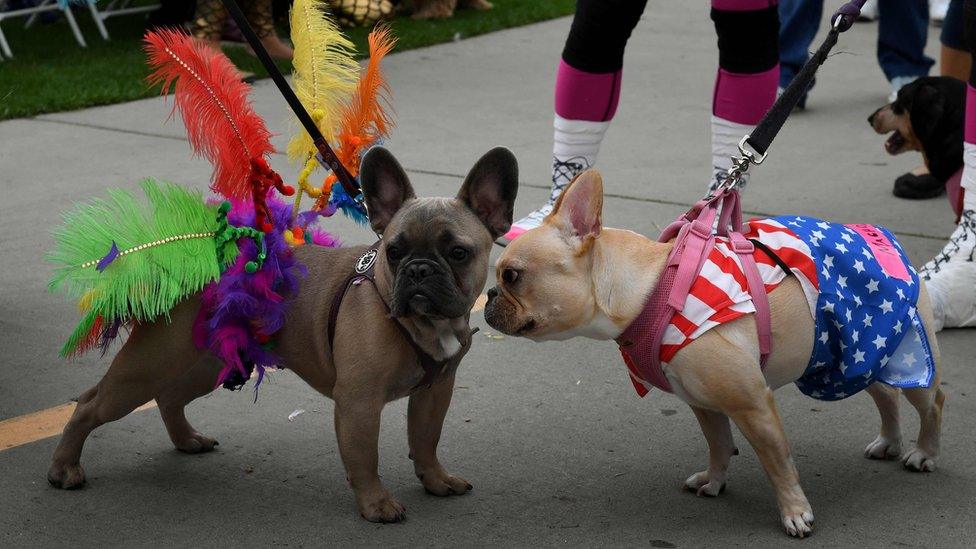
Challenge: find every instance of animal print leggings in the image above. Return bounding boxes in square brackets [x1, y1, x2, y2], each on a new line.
[191, 0, 275, 41]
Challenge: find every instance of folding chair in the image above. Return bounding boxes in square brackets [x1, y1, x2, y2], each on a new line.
[0, 0, 87, 58]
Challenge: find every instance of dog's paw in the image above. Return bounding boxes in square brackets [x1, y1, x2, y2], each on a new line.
[359, 495, 407, 523]
[47, 462, 86, 490]
[901, 447, 936, 472]
[864, 435, 902, 460]
[683, 471, 725, 497]
[781, 508, 815, 538]
[418, 469, 472, 497]
[175, 433, 219, 454]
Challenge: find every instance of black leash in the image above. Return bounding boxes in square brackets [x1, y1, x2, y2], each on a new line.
[219, 0, 363, 201]
[719, 0, 868, 189]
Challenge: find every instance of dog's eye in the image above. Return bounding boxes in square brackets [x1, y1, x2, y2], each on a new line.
[502, 268, 519, 285]
[386, 246, 401, 262]
[449, 246, 469, 262]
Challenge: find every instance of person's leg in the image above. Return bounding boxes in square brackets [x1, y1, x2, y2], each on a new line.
[245, 0, 293, 60]
[709, 1, 780, 192]
[191, 0, 226, 49]
[777, 0, 824, 103]
[877, 0, 935, 98]
[921, 0, 976, 330]
[941, 0, 970, 80]
[504, 0, 647, 240]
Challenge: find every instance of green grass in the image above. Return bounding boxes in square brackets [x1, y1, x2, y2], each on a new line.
[0, 0, 574, 120]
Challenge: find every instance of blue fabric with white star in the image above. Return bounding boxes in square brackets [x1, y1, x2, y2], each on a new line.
[775, 216, 936, 401]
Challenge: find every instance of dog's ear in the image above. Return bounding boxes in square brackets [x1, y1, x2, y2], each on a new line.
[456, 147, 519, 238]
[909, 83, 945, 145]
[360, 147, 416, 234]
[550, 169, 603, 241]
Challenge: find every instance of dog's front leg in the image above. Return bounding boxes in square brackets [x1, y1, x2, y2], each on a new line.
[408, 373, 473, 496]
[684, 407, 737, 497]
[728, 388, 814, 538]
[333, 393, 406, 523]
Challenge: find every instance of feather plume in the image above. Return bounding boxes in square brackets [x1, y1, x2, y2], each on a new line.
[48, 178, 238, 357]
[144, 29, 274, 200]
[317, 25, 397, 215]
[287, 0, 360, 161]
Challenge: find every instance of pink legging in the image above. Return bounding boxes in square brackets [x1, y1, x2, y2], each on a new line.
[555, 0, 779, 125]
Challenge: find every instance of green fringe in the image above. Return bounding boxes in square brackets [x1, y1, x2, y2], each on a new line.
[47, 178, 238, 356]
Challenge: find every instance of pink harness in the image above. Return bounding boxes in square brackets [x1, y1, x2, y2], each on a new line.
[616, 190, 772, 396]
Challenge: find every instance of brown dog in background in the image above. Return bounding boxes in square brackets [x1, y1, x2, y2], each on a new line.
[47, 147, 519, 523]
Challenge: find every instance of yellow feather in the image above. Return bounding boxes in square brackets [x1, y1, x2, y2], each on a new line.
[288, 0, 360, 163]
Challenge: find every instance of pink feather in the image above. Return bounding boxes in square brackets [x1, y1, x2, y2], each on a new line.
[145, 29, 274, 200]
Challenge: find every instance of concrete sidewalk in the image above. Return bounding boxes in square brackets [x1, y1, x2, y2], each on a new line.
[1, 3, 974, 547]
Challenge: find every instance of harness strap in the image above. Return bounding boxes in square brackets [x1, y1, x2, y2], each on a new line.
[327, 245, 448, 390]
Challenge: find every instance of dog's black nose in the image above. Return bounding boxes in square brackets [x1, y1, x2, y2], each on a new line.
[487, 287, 498, 301]
[405, 261, 434, 282]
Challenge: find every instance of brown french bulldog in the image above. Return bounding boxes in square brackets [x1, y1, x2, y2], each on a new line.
[47, 146, 519, 523]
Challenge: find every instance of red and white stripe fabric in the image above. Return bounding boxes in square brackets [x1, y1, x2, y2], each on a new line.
[624, 219, 819, 394]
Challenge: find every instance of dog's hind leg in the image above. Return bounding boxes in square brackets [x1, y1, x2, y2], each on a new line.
[48, 349, 155, 489]
[864, 383, 903, 459]
[155, 359, 222, 454]
[900, 286, 945, 472]
[901, 384, 945, 472]
[684, 407, 737, 497]
[408, 372, 472, 497]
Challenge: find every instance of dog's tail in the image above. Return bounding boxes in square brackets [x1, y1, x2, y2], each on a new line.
[47, 179, 237, 358]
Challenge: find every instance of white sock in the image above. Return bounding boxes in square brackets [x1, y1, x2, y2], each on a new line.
[551, 115, 610, 203]
[964, 142, 976, 212]
[710, 115, 755, 193]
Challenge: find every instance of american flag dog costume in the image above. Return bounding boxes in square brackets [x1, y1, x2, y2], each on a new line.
[617, 192, 935, 401]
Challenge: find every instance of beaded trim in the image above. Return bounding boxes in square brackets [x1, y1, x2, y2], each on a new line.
[79, 232, 216, 269]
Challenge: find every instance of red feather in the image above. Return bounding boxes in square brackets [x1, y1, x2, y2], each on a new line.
[144, 29, 274, 200]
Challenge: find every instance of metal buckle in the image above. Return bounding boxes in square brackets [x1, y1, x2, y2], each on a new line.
[737, 135, 767, 166]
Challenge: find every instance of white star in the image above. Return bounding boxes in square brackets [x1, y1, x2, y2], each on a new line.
[863, 314, 873, 327]
[835, 391, 848, 399]
[821, 301, 835, 314]
[915, 331, 922, 343]
[862, 247, 873, 259]
[789, 220, 802, 227]
[866, 279, 880, 293]
[812, 230, 826, 241]
[811, 390, 822, 398]
[851, 329, 859, 343]
[872, 334, 886, 349]
[889, 373, 903, 382]
[819, 331, 829, 344]
[837, 275, 848, 289]
[813, 361, 827, 369]
[823, 255, 835, 268]
[909, 306, 916, 317]
[896, 288, 906, 300]
[839, 340, 848, 351]
[894, 320, 903, 334]
[880, 299, 894, 314]
[853, 259, 865, 273]
[907, 277, 915, 286]
[863, 371, 873, 379]
[821, 266, 831, 280]
[817, 221, 830, 230]
[880, 354, 891, 367]
[853, 295, 863, 307]
[834, 319, 845, 331]
[902, 352, 917, 367]
[841, 232, 854, 243]
[839, 360, 848, 374]
[835, 242, 849, 254]
[845, 309, 853, 322]
[853, 349, 866, 363]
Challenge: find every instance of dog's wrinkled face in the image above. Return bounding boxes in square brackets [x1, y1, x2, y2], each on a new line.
[484, 171, 605, 340]
[868, 76, 964, 157]
[360, 146, 518, 321]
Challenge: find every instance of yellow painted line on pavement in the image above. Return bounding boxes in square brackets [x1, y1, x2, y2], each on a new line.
[0, 293, 489, 453]
[0, 401, 157, 452]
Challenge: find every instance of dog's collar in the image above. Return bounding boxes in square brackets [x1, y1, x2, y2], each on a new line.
[327, 241, 455, 390]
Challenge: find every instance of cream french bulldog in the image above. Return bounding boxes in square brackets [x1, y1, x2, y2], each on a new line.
[484, 170, 945, 538]
[47, 147, 519, 523]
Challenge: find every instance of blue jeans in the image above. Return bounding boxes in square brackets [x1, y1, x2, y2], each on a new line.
[779, 0, 934, 89]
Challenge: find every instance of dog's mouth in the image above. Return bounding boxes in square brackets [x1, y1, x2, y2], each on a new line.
[515, 318, 536, 336]
[885, 131, 908, 155]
